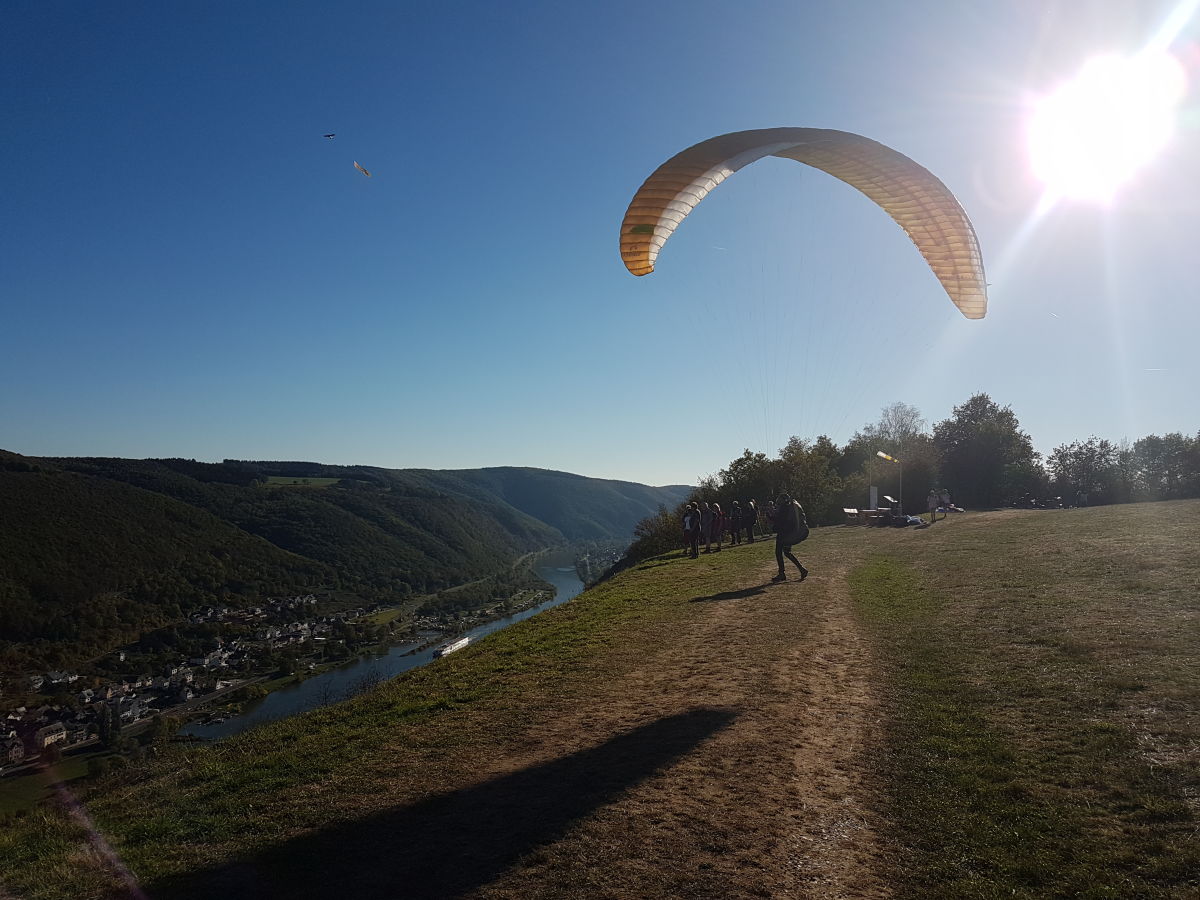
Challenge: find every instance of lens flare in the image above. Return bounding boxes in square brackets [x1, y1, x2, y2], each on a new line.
[1027, 51, 1187, 202]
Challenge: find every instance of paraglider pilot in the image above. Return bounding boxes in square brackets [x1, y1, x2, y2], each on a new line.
[771, 493, 809, 583]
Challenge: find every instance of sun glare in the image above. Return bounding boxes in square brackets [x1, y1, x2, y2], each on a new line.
[1028, 51, 1187, 202]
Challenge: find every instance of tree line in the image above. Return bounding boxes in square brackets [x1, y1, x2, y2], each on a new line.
[626, 393, 1198, 562]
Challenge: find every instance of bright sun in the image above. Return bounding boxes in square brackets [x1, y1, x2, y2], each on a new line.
[1028, 51, 1187, 202]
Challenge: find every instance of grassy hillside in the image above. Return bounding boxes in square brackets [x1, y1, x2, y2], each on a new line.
[1, 501, 1196, 898]
[0, 457, 329, 673]
[0, 452, 687, 673]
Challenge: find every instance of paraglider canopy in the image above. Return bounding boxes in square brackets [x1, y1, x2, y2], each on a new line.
[620, 127, 988, 319]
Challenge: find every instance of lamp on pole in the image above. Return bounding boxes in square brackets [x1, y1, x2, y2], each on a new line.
[876, 450, 902, 514]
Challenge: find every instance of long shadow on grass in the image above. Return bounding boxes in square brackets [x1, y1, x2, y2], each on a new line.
[635, 556, 691, 570]
[690, 585, 768, 603]
[147, 707, 737, 900]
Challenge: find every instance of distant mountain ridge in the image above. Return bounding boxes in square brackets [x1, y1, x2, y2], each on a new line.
[416, 466, 691, 542]
[0, 450, 689, 672]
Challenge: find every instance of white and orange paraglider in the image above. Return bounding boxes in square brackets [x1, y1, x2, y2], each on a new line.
[619, 128, 989, 319]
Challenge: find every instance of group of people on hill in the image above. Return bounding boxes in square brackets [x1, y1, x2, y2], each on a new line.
[681, 494, 810, 581]
[680, 499, 758, 556]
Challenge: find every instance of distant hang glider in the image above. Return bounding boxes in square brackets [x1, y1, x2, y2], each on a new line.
[620, 127, 989, 319]
[323, 133, 336, 139]
[353, 161, 371, 177]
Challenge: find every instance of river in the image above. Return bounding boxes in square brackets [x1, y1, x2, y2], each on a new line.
[179, 550, 586, 741]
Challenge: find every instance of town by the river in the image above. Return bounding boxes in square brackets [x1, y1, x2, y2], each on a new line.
[182, 553, 585, 740]
[0, 549, 588, 814]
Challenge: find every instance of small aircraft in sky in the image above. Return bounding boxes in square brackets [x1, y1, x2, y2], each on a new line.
[323, 133, 336, 139]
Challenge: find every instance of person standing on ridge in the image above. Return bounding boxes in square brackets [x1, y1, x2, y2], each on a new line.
[682, 503, 701, 559]
[771, 492, 810, 582]
[927, 489, 940, 523]
[730, 501, 743, 545]
[744, 499, 758, 543]
[711, 503, 725, 550]
[700, 501, 715, 553]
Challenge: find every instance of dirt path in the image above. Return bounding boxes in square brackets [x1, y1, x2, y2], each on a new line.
[779, 564, 889, 899]
[473, 550, 890, 899]
[19, 545, 891, 900]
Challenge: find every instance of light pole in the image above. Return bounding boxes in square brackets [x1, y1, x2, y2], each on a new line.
[876, 450, 902, 514]
[868, 455, 877, 511]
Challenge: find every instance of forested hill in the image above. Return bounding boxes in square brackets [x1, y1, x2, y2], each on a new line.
[0, 451, 689, 671]
[413, 467, 691, 541]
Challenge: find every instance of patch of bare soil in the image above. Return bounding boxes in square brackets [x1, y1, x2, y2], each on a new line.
[472, 552, 891, 899]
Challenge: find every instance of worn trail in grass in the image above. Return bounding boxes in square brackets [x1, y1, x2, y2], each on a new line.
[469, 548, 888, 900]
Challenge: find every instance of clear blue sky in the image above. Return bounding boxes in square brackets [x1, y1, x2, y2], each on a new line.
[4, 0, 1198, 485]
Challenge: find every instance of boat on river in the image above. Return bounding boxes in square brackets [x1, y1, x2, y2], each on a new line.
[434, 636, 470, 657]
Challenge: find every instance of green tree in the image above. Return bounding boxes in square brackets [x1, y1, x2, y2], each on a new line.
[1048, 437, 1118, 504]
[625, 503, 688, 562]
[933, 394, 1037, 508]
[97, 702, 121, 749]
[1003, 457, 1050, 504]
[715, 450, 779, 507]
[1108, 442, 1138, 504]
[776, 436, 845, 525]
[276, 651, 300, 677]
[142, 714, 181, 747]
[1134, 432, 1200, 500]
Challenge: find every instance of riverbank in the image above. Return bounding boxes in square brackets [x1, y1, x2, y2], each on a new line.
[0, 553, 584, 815]
[177, 551, 585, 741]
